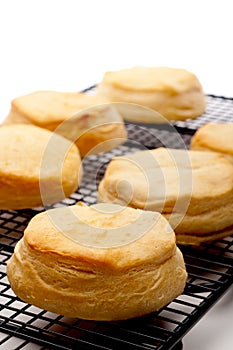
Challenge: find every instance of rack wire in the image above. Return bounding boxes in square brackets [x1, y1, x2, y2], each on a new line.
[1, 94, 233, 349]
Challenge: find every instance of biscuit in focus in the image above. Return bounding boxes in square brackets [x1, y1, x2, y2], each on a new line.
[7, 202, 187, 320]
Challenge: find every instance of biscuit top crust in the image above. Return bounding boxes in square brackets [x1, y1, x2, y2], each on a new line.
[24, 203, 176, 270]
[102, 66, 202, 93]
[11, 92, 110, 124]
[98, 147, 233, 215]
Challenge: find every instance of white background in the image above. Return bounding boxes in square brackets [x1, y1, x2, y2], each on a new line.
[0, 1, 233, 349]
[1, 0, 233, 120]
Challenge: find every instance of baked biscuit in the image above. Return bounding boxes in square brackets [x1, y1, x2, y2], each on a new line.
[0, 124, 82, 209]
[98, 147, 233, 245]
[3, 91, 127, 157]
[97, 66, 206, 122]
[191, 123, 233, 164]
[7, 202, 187, 321]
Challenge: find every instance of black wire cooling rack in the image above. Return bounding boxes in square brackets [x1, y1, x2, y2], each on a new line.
[1, 94, 233, 349]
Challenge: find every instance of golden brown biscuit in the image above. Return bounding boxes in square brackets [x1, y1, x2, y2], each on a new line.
[190, 123, 233, 164]
[7, 202, 187, 321]
[3, 91, 127, 157]
[98, 147, 233, 245]
[0, 124, 82, 209]
[97, 66, 206, 122]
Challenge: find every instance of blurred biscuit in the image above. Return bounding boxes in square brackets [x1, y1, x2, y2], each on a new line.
[191, 122, 233, 164]
[4, 91, 127, 157]
[0, 124, 82, 209]
[97, 66, 206, 122]
[98, 147, 233, 245]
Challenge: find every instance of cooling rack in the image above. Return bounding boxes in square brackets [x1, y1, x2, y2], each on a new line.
[1, 94, 233, 349]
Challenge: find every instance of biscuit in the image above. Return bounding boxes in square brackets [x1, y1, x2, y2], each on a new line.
[190, 123, 233, 164]
[3, 91, 127, 157]
[6, 202, 187, 321]
[0, 124, 82, 209]
[97, 66, 206, 122]
[98, 147, 233, 245]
